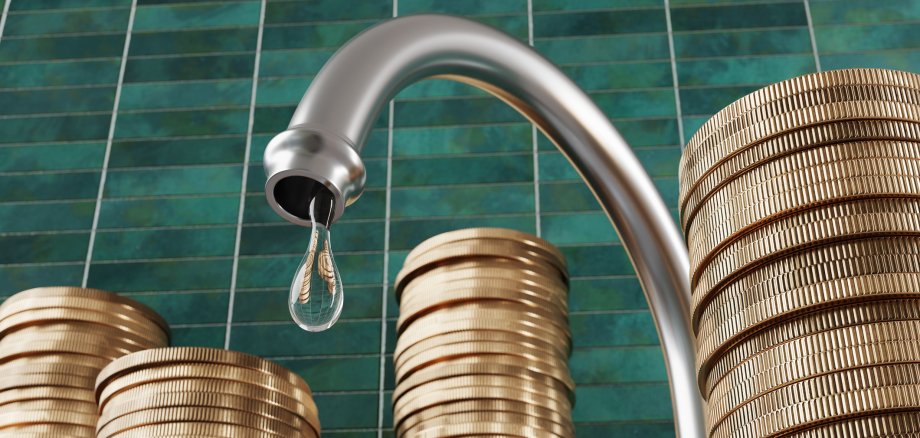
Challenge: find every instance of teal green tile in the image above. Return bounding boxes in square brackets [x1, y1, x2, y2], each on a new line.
[229, 320, 380, 355]
[570, 346, 667, 383]
[256, 76, 311, 105]
[571, 311, 659, 347]
[593, 89, 677, 119]
[119, 80, 253, 110]
[576, 422, 674, 438]
[568, 277, 650, 312]
[671, 2, 807, 31]
[262, 20, 376, 51]
[170, 325, 225, 348]
[114, 108, 249, 138]
[87, 259, 233, 292]
[0, 86, 115, 116]
[312, 393, 378, 430]
[573, 383, 672, 422]
[679, 85, 760, 116]
[0, 114, 111, 144]
[259, 49, 334, 77]
[236, 253, 383, 288]
[3, 8, 129, 36]
[815, 23, 920, 53]
[393, 97, 523, 128]
[239, 221, 385, 255]
[392, 124, 531, 157]
[540, 147, 678, 182]
[0, 201, 95, 233]
[0, 171, 99, 202]
[0, 59, 121, 89]
[563, 61, 673, 91]
[134, 1, 261, 31]
[0, 142, 105, 172]
[128, 291, 229, 325]
[104, 165, 242, 197]
[536, 34, 671, 64]
[252, 105, 294, 134]
[130, 28, 258, 56]
[391, 154, 533, 186]
[535, 0, 660, 10]
[821, 50, 920, 72]
[10, 0, 129, 10]
[0, 233, 89, 264]
[562, 244, 635, 277]
[363, 129, 389, 159]
[677, 54, 815, 87]
[534, 9, 666, 38]
[124, 53, 255, 82]
[380, 391, 393, 427]
[809, 0, 920, 25]
[674, 28, 812, 58]
[0, 34, 125, 62]
[390, 184, 534, 218]
[272, 356, 380, 391]
[0, 264, 83, 296]
[400, 0, 525, 14]
[471, 14, 528, 41]
[109, 137, 246, 168]
[99, 196, 240, 228]
[388, 215, 536, 252]
[92, 227, 237, 261]
[540, 181, 597, 212]
[264, 0, 390, 23]
[233, 285, 381, 322]
[682, 115, 710, 144]
[542, 212, 616, 245]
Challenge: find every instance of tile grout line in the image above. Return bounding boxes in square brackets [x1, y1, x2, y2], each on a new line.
[377, 4, 397, 436]
[802, 0, 822, 72]
[81, 0, 137, 288]
[224, 0, 267, 350]
[663, 0, 686, 148]
[527, 0, 542, 237]
[0, 0, 11, 44]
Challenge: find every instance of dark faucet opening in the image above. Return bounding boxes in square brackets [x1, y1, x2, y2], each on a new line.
[272, 176, 335, 228]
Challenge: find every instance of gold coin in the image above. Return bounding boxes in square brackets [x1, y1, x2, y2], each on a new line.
[0, 361, 102, 378]
[681, 69, 920, 188]
[401, 411, 570, 438]
[96, 406, 304, 438]
[394, 319, 571, 360]
[396, 342, 570, 383]
[398, 289, 566, 333]
[404, 228, 566, 269]
[703, 298, 920, 398]
[0, 410, 96, 428]
[0, 399, 97, 415]
[396, 252, 566, 297]
[1, 353, 110, 370]
[393, 385, 571, 426]
[713, 363, 920, 438]
[99, 378, 319, 431]
[399, 354, 574, 393]
[395, 399, 574, 437]
[98, 392, 313, 437]
[2, 286, 169, 334]
[402, 236, 566, 276]
[394, 330, 569, 374]
[394, 375, 572, 417]
[398, 300, 569, 338]
[0, 338, 131, 363]
[97, 363, 313, 413]
[11, 322, 162, 350]
[0, 387, 95, 406]
[105, 422, 294, 438]
[0, 308, 168, 346]
[407, 420, 561, 438]
[0, 423, 95, 437]
[400, 277, 567, 308]
[708, 319, 920, 431]
[787, 411, 920, 437]
[2, 330, 148, 358]
[0, 373, 96, 391]
[680, 119, 920, 229]
[97, 347, 311, 396]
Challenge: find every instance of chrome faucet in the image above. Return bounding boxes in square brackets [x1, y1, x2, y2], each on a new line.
[262, 14, 703, 438]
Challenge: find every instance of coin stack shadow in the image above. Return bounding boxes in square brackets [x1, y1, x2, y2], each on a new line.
[0, 286, 169, 437]
[679, 68, 920, 437]
[93, 347, 321, 437]
[392, 228, 575, 438]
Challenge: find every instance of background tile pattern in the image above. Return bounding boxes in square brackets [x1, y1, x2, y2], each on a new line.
[0, 0, 916, 436]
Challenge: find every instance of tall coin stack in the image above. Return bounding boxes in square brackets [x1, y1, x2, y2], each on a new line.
[392, 228, 575, 438]
[679, 68, 920, 437]
[0, 286, 169, 437]
[94, 347, 321, 437]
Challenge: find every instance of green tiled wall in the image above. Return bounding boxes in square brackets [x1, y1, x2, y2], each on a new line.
[0, 0, 916, 435]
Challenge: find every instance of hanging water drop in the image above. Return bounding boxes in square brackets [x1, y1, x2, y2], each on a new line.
[289, 197, 344, 332]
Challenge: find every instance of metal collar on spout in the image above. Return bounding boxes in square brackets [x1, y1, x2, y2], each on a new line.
[263, 14, 703, 437]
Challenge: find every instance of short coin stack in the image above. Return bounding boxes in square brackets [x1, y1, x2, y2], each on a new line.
[0, 286, 169, 437]
[392, 228, 575, 438]
[679, 68, 920, 437]
[94, 347, 321, 437]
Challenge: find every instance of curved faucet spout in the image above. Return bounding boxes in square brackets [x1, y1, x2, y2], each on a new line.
[263, 14, 703, 437]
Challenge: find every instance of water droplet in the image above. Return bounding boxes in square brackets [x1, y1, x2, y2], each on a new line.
[289, 197, 344, 332]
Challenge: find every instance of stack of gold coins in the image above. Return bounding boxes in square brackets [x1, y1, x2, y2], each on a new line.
[392, 228, 575, 438]
[679, 68, 920, 437]
[0, 286, 169, 437]
[94, 347, 321, 437]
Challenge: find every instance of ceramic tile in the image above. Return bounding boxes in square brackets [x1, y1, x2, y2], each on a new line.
[0, 201, 96, 233]
[0, 34, 126, 62]
[0, 142, 105, 172]
[129, 28, 258, 56]
[0, 59, 121, 89]
[10, 0, 129, 10]
[670, 2, 807, 31]
[3, 8, 130, 36]
[133, 1, 261, 31]
[124, 53, 256, 82]
[533, 8, 666, 38]
[119, 80, 253, 111]
[98, 196, 240, 228]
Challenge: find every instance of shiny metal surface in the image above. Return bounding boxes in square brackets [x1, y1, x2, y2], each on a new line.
[262, 14, 702, 437]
